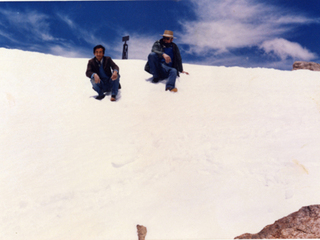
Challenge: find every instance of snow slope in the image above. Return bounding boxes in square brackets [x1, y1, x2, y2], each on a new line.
[1, 48, 320, 240]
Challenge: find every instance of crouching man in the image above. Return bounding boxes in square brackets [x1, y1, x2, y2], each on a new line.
[145, 30, 188, 92]
[86, 45, 120, 101]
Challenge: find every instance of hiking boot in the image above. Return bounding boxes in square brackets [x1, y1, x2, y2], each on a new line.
[166, 87, 178, 92]
[95, 95, 105, 100]
[152, 77, 160, 83]
[110, 95, 116, 101]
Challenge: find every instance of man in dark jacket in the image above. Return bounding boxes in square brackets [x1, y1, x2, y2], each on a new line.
[86, 45, 120, 101]
[145, 30, 188, 92]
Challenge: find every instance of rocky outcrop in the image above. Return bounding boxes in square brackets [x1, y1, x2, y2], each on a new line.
[292, 61, 320, 71]
[235, 205, 320, 239]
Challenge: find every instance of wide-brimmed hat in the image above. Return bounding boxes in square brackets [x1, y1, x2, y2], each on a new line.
[162, 30, 175, 39]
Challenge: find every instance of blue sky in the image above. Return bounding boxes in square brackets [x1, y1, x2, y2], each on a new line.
[1, 0, 320, 70]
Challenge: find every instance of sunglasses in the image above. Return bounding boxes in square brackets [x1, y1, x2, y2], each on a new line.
[163, 37, 172, 40]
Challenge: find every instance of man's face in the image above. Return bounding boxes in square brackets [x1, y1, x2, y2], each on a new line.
[94, 48, 104, 61]
[163, 37, 173, 44]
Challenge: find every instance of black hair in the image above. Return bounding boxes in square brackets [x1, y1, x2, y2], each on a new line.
[93, 45, 105, 54]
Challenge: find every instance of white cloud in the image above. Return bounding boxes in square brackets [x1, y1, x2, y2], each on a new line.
[272, 16, 319, 25]
[179, 19, 277, 54]
[0, 29, 19, 43]
[57, 14, 75, 29]
[260, 38, 317, 61]
[178, 0, 318, 58]
[49, 45, 87, 58]
[56, 13, 112, 52]
[0, 9, 55, 41]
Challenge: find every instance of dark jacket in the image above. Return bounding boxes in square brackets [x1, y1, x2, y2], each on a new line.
[145, 39, 183, 77]
[86, 56, 119, 79]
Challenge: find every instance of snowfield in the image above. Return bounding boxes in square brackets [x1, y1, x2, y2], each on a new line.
[1, 48, 320, 240]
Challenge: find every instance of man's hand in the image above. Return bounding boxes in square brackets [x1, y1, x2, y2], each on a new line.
[94, 74, 100, 84]
[163, 53, 171, 64]
[182, 71, 189, 75]
[111, 71, 118, 81]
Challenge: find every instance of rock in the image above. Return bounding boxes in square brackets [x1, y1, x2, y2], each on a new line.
[292, 61, 320, 71]
[235, 205, 320, 239]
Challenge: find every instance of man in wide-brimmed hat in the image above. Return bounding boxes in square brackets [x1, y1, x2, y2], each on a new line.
[145, 30, 188, 92]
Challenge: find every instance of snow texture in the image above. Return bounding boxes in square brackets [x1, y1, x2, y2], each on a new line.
[1, 48, 320, 239]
